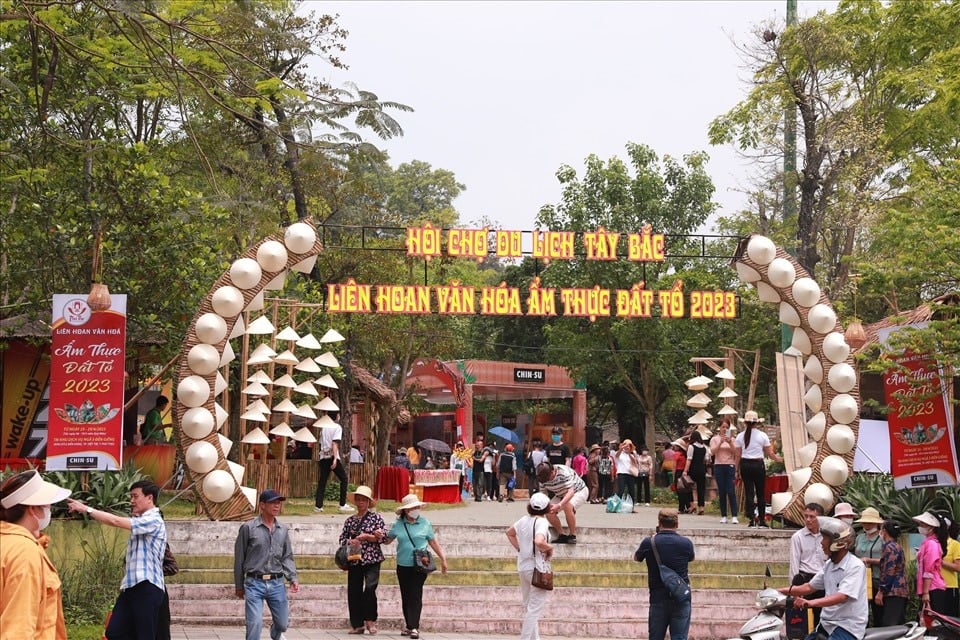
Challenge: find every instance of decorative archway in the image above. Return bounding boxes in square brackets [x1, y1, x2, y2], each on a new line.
[174, 221, 323, 520]
[732, 234, 860, 525]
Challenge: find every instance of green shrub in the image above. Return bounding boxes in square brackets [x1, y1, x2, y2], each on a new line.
[46, 522, 126, 627]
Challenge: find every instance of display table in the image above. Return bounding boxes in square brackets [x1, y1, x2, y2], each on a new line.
[376, 466, 410, 501]
[413, 469, 461, 504]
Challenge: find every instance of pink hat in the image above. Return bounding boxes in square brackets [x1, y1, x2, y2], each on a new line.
[833, 502, 858, 518]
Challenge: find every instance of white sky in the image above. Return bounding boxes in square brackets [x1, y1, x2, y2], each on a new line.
[313, 1, 838, 233]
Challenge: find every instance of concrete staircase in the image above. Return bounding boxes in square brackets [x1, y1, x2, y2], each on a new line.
[166, 520, 791, 639]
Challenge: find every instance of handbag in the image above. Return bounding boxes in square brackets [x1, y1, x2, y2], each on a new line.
[530, 517, 553, 590]
[162, 542, 179, 577]
[650, 535, 690, 602]
[402, 520, 437, 574]
[676, 474, 694, 492]
[336, 511, 370, 571]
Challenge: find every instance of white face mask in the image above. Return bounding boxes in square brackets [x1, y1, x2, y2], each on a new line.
[839, 518, 854, 526]
[863, 527, 878, 535]
[406, 509, 421, 520]
[37, 505, 52, 531]
[918, 526, 930, 536]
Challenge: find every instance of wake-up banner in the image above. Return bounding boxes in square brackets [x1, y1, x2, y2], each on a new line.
[46, 294, 127, 471]
[328, 225, 739, 320]
[882, 351, 959, 490]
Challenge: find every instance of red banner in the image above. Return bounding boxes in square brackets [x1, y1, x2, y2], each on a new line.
[46, 294, 126, 471]
[882, 351, 959, 489]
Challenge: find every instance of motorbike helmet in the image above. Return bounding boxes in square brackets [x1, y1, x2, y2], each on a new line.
[818, 516, 854, 551]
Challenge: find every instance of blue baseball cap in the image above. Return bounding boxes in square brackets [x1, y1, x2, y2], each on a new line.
[259, 489, 286, 503]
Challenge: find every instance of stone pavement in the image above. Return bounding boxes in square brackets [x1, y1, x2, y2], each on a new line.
[169, 628, 580, 640]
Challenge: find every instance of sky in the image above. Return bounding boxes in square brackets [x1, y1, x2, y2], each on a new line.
[313, 1, 838, 233]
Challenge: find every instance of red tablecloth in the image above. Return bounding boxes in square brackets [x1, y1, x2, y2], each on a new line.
[422, 484, 461, 504]
[766, 474, 788, 504]
[376, 466, 410, 501]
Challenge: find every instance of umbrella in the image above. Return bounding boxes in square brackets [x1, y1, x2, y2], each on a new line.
[488, 426, 520, 445]
[418, 438, 451, 454]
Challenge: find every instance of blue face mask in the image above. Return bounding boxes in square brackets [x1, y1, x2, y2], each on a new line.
[552, 435, 561, 443]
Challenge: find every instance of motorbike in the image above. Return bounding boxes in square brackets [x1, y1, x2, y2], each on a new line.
[727, 587, 928, 640]
[924, 606, 960, 639]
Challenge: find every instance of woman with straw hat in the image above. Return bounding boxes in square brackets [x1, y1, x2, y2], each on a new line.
[382, 494, 448, 639]
[339, 486, 387, 634]
[734, 411, 782, 527]
[854, 506, 885, 624]
[0, 470, 71, 639]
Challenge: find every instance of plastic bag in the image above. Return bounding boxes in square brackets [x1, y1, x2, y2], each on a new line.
[605, 494, 622, 513]
[618, 493, 634, 513]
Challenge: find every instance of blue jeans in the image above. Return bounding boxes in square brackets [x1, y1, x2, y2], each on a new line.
[714, 464, 737, 518]
[806, 624, 857, 640]
[244, 576, 289, 640]
[648, 596, 691, 640]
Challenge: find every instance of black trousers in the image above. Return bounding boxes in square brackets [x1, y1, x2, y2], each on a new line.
[397, 565, 428, 630]
[347, 562, 381, 628]
[315, 457, 348, 508]
[106, 580, 165, 640]
[739, 458, 767, 523]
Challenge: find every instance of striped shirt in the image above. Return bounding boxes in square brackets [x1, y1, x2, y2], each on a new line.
[122, 507, 166, 590]
[540, 464, 586, 497]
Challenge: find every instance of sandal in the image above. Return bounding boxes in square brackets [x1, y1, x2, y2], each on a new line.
[348, 627, 365, 634]
[401, 630, 411, 637]
[365, 621, 378, 635]
[410, 630, 420, 639]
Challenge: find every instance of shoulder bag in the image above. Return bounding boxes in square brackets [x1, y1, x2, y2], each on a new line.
[650, 534, 690, 602]
[402, 519, 436, 574]
[336, 511, 369, 571]
[162, 542, 179, 576]
[530, 517, 553, 590]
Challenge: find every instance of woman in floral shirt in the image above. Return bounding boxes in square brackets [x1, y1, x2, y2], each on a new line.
[875, 520, 908, 626]
[338, 486, 387, 634]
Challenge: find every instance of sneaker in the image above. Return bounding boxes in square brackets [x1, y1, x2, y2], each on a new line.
[566, 535, 577, 544]
[758, 523, 769, 528]
[731, 517, 739, 524]
[313, 506, 324, 513]
[720, 517, 727, 524]
[554, 533, 571, 544]
[339, 504, 356, 513]
[747, 522, 757, 528]
[645, 503, 651, 507]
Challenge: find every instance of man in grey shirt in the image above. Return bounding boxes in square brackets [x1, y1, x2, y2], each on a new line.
[235, 489, 300, 640]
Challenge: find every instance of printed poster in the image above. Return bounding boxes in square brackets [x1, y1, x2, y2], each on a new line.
[46, 294, 127, 470]
[0, 340, 51, 459]
[882, 350, 958, 490]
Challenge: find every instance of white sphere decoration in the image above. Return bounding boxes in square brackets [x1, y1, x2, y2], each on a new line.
[187, 344, 220, 376]
[790, 467, 813, 492]
[779, 302, 802, 327]
[804, 356, 824, 384]
[804, 482, 836, 512]
[211, 286, 245, 317]
[830, 393, 859, 424]
[757, 281, 782, 303]
[746, 235, 777, 265]
[808, 304, 838, 334]
[821, 455, 850, 486]
[185, 440, 219, 474]
[804, 384, 823, 412]
[827, 363, 857, 393]
[256, 240, 288, 272]
[284, 222, 316, 254]
[823, 332, 851, 364]
[798, 442, 818, 468]
[826, 424, 857, 454]
[230, 258, 262, 289]
[792, 328, 813, 355]
[806, 412, 827, 441]
[195, 313, 227, 345]
[792, 278, 822, 307]
[768, 258, 797, 287]
[181, 407, 215, 440]
[202, 469, 236, 503]
[736, 262, 762, 283]
[177, 375, 210, 408]
[771, 492, 794, 515]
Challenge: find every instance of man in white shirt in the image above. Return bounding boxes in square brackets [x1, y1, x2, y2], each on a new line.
[314, 419, 355, 514]
[779, 517, 868, 640]
[788, 503, 828, 636]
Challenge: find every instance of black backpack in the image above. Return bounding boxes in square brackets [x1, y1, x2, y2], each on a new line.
[523, 455, 537, 477]
[499, 451, 515, 473]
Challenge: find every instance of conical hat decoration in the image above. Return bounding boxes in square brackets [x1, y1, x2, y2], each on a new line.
[241, 427, 271, 445]
[685, 393, 711, 408]
[718, 387, 738, 398]
[273, 350, 299, 366]
[247, 370, 272, 384]
[315, 352, 340, 368]
[320, 328, 345, 343]
[314, 396, 339, 412]
[291, 426, 317, 443]
[246, 315, 275, 335]
[295, 358, 321, 373]
[270, 423, 297, 438]
[275, 326, 301, 342]
[273, 374, 296, 388]
[684, 375, 712, 391]
[272, 398, 298, 413]
[293, 380, 318, 396]
[296, 333, 322, 350]
[315, 374, 338, 389]
[313, 414, 338, 428]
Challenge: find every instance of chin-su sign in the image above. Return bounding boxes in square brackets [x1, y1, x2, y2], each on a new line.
[328, 225, 738, 320]
[46, 294, 127, 471]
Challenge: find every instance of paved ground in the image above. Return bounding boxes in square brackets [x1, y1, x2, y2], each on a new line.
[169, 497, 780, 639]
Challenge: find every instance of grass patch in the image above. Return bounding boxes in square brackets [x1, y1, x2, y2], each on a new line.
[155, 493, 466, 519]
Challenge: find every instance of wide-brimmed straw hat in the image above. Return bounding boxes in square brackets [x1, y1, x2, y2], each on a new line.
[395, 493, 428, 514]
[0, 470, 71, 509]
[348, 485, 376, 506]
[739, 410, 764, 424]
[855, 507, 883, 525]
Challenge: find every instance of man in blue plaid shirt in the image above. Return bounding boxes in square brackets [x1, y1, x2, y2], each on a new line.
[68, 479, 166, 639]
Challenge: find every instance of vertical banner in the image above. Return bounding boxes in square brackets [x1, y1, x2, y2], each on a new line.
[46, 294, 127, 471]
[1, 340, 51, 459]
[882, 351, 958, 490]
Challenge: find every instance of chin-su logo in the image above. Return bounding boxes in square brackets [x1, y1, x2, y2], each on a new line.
[63, 299, 92, 326]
